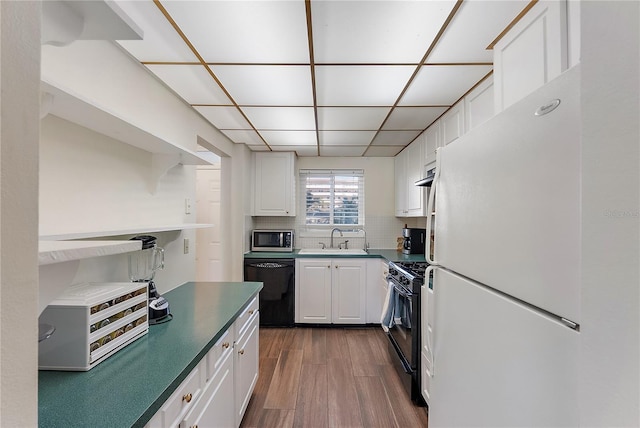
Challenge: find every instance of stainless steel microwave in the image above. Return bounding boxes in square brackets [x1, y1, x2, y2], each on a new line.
[251, 230, 294, 252]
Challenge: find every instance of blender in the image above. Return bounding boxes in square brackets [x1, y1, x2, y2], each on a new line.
[129, 235, 171, 324]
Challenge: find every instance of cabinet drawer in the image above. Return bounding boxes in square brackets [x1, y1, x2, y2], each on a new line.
[235, 296, 258, 339]
[158, 361, 204, 428]
[181, 350, 234, 428]
[205, 328, 234, 383]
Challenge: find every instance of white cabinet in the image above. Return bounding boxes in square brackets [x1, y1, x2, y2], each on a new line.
[253, 152, 296, 216]
[464, 76, 494, 132]
[151, 361, 205, 428]
[395, 141, 426, 217]
[394, 152, 407, 217]
[296, 258, 367, 324]
[234, 308, 259, 426]
[148, 298, 259, 428]
[493, 0, 568, 112]
[423, 121, 441, 167]
[441, 102, 465, 146]
[365, 259, 383, 323]
[378, 260, 389, 321]
[181, 334, 235, 428]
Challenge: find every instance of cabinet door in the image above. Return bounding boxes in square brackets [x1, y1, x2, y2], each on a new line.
[464, 76, 494, 132]
[394, 151, 407, 216]
[253, 152, 295, 216]
[296, 259, 332, 323]
[441, 102, 465, 146]
[331, 259, 367, 324]
[235, 312, 259, 426]
[181, 351, 234, 428]
[423, 121, 441, 166]
[493, 0, 567, 112]
[365, 259, 383, 323]
[405, 141, 426, 217]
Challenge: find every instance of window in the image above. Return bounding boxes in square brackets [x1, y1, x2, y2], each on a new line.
[300, 169, 364, 226]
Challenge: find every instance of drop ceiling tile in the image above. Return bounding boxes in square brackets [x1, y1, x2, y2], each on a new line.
[319, 131, 377, 146]
[146, 65, 232, 105]
[272, 146, 319, 157]
[428, 0, 530, 63]
[363, 146, 404, 157]
[370, 130, 422, 146]
[242, 107, 315, 130]
[399, 65, 493, 106]
[382, 107, 448, 130]
[320, 146, 368, 157]
[315, 65, 416, 106]
[317, 107, 391, 130]
[211, 65, 313, 106]
[194, 106, 250, 130]
[162, 1, 309, 63]
[259, 131, 317, 146]
[219, 129, 265, 146]
[116, 1, 197, 62]
[311, 0, 457, 63]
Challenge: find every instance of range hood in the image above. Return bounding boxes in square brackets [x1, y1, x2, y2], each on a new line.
[415, 166, 436, 187]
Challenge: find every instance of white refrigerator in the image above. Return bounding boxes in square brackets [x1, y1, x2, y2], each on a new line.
[424, 65, 581, 427]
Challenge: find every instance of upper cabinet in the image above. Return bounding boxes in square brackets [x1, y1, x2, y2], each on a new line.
[395, 141, 426, 217]
[423, 121, 441, 167]
[465, 76, 494, 132]
[252, 152, 296, 216]
[493, 0, 569, 112]
[440, 102, 466, 146]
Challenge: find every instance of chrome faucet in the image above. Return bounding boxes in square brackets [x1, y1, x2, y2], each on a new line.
[357, 228, 367, 252]
[330, 228, 343, 248]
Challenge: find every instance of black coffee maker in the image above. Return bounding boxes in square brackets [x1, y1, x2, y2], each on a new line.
[402, 227, 426, 255]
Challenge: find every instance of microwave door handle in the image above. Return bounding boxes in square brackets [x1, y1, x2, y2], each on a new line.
[279, 232, 284, 247]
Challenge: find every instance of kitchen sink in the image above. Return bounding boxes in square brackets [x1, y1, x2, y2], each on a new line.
[298, 248, 368, 255]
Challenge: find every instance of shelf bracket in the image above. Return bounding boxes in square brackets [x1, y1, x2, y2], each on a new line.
[149, 153, 181, 194]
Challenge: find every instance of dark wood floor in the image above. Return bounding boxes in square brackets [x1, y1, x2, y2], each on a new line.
[240, 327, 429, 428]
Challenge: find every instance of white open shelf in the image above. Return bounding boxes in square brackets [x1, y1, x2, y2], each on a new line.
[39, 240, 142, 266]
[39, 223, 214, 241]
[41, 79, 214, 192]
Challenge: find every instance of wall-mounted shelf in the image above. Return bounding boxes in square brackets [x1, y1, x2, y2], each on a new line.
[39, 240, 142, 265]
[39, 223, 215, 241]
[41, 79, 213, 193]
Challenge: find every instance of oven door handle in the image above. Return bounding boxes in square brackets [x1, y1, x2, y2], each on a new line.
[391, 282, 413, 298]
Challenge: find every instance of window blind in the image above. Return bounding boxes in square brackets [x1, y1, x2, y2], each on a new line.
[299, 169, 364, 226]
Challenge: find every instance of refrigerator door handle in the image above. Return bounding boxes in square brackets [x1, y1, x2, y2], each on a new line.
[425, 265, 436, 377]
[426, 150, 441, 265]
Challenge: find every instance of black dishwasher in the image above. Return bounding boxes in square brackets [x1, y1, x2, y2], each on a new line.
[243, 258, 295, 327]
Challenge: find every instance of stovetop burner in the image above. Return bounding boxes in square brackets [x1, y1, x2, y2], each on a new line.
[393, 261, 428, 280]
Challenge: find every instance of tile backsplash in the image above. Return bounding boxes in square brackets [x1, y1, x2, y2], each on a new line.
[252, 215, 425, 250]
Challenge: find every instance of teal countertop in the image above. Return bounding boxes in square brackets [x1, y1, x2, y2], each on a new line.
[38, 281, 262, 428]
[244, 248, 427, 263]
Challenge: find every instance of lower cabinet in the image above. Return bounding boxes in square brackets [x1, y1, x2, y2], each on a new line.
[234, 311, 259, 426]
[147, 297, 259, 428]
[296, 258, 367, 324]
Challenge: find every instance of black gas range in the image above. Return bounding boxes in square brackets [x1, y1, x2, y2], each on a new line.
[384, 260, 429, 406]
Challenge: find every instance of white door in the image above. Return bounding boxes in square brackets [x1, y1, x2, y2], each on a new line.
[429, 268, 579, 428]
[196, 165, 221, 281]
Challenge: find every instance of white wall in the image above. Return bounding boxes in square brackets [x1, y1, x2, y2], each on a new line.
[0, 1, 40, 425]
[253, 156, 418, 250]
[38, 115, 196, 296]
[579, 2, 639, 426]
